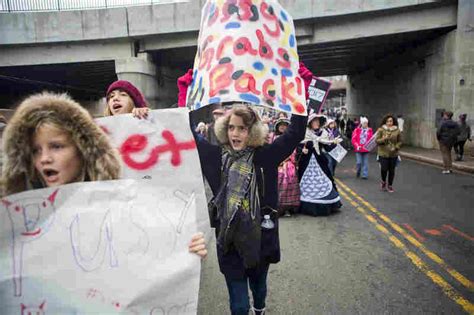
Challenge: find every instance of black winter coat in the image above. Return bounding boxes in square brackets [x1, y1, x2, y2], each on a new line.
[437, 119, 461, 146]
[190, 112, 307, 279]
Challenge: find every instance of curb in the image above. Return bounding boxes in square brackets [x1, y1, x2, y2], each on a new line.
[399, 151, 474, 174]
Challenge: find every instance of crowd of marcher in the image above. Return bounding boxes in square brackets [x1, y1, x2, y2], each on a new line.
[1, 74, 472, 314]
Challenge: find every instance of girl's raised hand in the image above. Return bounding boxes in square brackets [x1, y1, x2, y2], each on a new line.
[132, 107, 150, 119]
[188, 232, 207, 259]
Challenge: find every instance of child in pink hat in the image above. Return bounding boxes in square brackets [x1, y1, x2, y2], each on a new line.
[104, 80, 150, 119]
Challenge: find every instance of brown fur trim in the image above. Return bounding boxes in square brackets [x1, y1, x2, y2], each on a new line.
[214, 106, 267, 148]
[2, 92, 121, 196]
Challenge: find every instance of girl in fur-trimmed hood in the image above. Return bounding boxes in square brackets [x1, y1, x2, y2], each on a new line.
[2, 92, 121, 196]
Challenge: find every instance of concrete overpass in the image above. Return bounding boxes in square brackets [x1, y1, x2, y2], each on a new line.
[0, 0, 472, 148]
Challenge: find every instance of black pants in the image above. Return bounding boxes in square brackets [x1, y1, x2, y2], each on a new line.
[454, 140, 466, 158]
[379, 157, 397, 186]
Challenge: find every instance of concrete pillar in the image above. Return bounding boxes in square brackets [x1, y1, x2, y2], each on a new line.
[452, 0, 474, 155]
[115, 52, 159, 109]
[453, 0, 474, 122]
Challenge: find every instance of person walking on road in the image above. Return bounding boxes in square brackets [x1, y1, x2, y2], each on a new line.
[272, 119, 300, 217]
[376, 114, 402, 192]
[191, 104, 307, 315]
[437, 111, 461, 174]
[298, 114, 342, 216]
[351, 117, 373, 179]
[454, 114, 471, 161]
[324, 118, 342, 176]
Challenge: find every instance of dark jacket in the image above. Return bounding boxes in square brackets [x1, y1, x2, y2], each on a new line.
[458, 123, 471, 142]
[190, 112, 307, 279]
[437, 119, 461, 146]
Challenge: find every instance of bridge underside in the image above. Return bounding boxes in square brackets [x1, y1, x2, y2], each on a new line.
[0, 26, 454, 108]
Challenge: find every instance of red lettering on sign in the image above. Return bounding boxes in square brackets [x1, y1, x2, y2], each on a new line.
[120, 131, 196, 170]
[233, 37, 258, 56]
[217, 36, 234, 60]
[209, 63, 234, 97]
[281, 76, 296, 104]
[199, 36, 215, 71]
[260, 2, 280, 37]
[207, 3, 219, 26]
[199, 48, 215, 71]
[235, 73, 261, 95]
[296, 76, 302, 96]
[99, 125, 110, 135]
[221, 0, 256, 22]
[262, 79, 276, 100]
[256, 29, 273, 59]
[281, 76, 305, 114]
[276, 48, 291, 68]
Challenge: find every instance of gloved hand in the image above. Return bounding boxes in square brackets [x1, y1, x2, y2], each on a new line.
[177, 69, 194, 107]
[298, 62, 314, 99]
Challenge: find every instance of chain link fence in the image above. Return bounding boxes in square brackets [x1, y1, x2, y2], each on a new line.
[0, 0, 187, 12]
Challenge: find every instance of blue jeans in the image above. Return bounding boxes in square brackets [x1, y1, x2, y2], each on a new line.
[324, 153, 337, 176]
[224, 264, 269, 315]
[356, 152, 369, 178]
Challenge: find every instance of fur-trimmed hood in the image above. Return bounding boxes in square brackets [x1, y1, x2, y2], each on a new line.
[381, 124, 399, 131]
[213, 107, 268, 148]
[2, 92, 121, 196]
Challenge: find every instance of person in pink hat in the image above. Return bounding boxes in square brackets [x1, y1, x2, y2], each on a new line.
[104, 80, 150, 119]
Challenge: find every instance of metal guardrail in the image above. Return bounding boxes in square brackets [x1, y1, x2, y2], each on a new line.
[0, 0, 186, 12]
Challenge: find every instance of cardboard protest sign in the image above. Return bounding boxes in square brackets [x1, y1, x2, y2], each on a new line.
[96, 108, 209, 238]
[308, 76, 331, 114]
[187, 0, 307, 115]
[0, 109, 210, 314]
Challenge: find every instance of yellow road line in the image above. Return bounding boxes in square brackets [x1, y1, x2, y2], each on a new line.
[336, 178, 474, 291]
[338, 190, 474, 314]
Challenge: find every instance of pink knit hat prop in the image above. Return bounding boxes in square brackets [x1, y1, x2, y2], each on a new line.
[177, 69, 194, 107]
[106, 80, 147, 108]
[298, 62, 314, 100]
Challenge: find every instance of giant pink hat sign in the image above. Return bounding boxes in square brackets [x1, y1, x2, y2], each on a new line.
[187, 0, 307, 115]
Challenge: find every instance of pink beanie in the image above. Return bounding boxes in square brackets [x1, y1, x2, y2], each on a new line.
[106, 80, 147, 108]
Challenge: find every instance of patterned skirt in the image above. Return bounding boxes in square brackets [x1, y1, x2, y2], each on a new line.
[299, 154, 341, 216]
[277, 160, 300, 208]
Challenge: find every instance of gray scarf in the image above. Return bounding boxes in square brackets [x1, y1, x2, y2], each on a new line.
[214, 147, 261, 268]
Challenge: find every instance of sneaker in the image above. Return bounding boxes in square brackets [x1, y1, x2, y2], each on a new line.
[284, 210, 292, 217]
[387, 186, 394, 193]
[442, 170, 450, 174]
[361, 177, 368, 180]
[252, 307, 266, 315]
[380, 181, 387, 191]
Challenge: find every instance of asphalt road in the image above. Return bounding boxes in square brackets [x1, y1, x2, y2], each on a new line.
[197, 153, 474, 314]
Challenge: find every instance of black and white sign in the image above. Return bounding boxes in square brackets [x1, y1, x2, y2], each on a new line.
[308, 76, 332, 113]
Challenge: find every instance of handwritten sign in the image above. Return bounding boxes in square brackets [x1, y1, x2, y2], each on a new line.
[328, 144, 347, 163]
[0, 109, 210, 314]
[308, 76, 331, 114]
[187, 0, 306, 115]
[363, 131, 378, 152]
